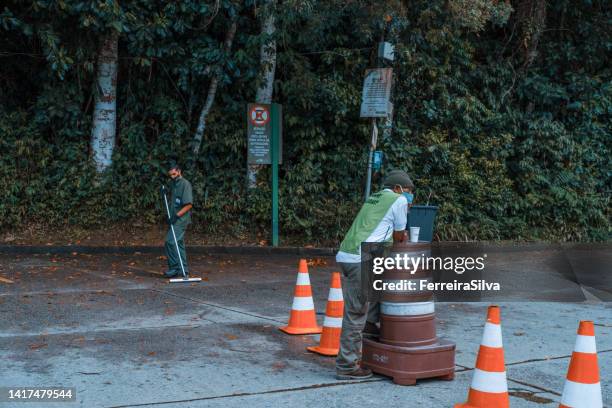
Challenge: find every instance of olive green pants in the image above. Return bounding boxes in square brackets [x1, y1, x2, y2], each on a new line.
[165, 218, 189, 274]
[336, 262, 379, 372]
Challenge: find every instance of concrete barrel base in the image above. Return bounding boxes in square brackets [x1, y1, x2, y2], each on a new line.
[362, 337, 456, 386]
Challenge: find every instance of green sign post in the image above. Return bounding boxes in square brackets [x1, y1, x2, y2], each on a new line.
[270, 104, 281, 247]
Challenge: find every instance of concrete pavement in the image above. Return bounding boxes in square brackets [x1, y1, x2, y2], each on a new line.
[0, 249, 609, 407]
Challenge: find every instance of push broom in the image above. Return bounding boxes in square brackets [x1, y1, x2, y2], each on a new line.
[161, 185, 201, 283]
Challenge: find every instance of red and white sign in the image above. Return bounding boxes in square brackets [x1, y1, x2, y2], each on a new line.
[249, 105, 270, 126]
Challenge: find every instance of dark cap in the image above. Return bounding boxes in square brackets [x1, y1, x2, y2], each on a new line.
[383, 169, 414, 189]
[168, 162, 181, 172]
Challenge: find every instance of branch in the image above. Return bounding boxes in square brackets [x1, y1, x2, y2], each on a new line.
[191, 19, 238, 156]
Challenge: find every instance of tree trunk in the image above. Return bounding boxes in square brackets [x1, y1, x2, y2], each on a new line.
[90, 31, 119, 173]
[517, 0, 547, 68]
[192, 20, 237, 157]
[247, 2, 277, 188]
[255, 10, 276, 104]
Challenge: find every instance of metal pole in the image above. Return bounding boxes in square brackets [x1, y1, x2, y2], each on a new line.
[271, 104, 279, 246]
[364, 28, 386, 201]
[364, 118, 378, 200]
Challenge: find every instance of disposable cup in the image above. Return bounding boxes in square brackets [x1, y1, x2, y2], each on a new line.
[410, 227, 420, 243]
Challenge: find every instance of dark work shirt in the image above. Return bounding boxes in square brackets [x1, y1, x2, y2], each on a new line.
[171, 177, 193, 223]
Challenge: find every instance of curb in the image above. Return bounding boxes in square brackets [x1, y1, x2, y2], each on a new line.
[0, 245, 336, 257]
[0, 242, 606, 257]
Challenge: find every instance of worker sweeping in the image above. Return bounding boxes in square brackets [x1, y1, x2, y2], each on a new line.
[161, 162, 196, 281]
[335, 169, 414, 380]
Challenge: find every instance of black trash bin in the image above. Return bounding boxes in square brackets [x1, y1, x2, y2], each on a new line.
[407, 205, 438, 242]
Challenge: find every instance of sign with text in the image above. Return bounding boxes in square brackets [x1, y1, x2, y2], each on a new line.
[360, 68, 393, 118]
[247, 103, 282, 164]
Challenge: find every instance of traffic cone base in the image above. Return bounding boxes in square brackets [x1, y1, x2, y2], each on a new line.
[307, 323, 342, 355]
[559, 381, 602, 408]
[280, 313, 321, 334]
[454, 368, 509, 408]
[307, 272, 344, 356]
[280, 325, 322, 335]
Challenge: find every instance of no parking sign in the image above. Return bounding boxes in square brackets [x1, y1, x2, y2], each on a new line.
[249, 105, 270, 126]
[247, 104, 282, 164]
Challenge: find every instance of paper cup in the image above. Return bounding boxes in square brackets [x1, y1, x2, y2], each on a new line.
[410, 227, 420, 243]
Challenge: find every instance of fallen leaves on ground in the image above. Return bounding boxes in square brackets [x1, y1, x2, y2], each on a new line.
[29, 342, 48, 350]
[0, 276, 14, 284]
[307, 258, 328, 266]
[271, 361, 287, 371]
[72, 336, 86, 345]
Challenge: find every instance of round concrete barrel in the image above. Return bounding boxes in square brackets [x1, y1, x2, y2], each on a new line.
[379, 242, 438, 347]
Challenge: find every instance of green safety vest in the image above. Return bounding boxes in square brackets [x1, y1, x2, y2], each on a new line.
[339, 190, 401, 255]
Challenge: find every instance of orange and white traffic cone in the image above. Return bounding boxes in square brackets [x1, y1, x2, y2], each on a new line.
[307, 271, 344, 356]
[279, 259, 322, 335]
[455, 305, 509, 408]
[559, 320, 603, 408]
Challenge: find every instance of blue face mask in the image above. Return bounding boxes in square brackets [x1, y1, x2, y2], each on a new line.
[395, 185, 414, 204]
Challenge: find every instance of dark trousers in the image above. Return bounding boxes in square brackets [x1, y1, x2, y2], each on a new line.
[165, 218, 189, 274]
[335, 262, 379, 372]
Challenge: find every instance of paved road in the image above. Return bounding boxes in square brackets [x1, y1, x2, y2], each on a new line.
[0, 249, 609, 407]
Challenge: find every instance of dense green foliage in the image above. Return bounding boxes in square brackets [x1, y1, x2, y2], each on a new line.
[0, 0, 610, 243]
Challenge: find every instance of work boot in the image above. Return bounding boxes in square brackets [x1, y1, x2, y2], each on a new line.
[363, 321, 380, 338]
[336, 367, 373, 380]
[164, 269, 179, 278]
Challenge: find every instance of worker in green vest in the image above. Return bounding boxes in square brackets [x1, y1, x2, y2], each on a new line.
[335, 169, 414, 380]
[164, 163, 194, 278]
